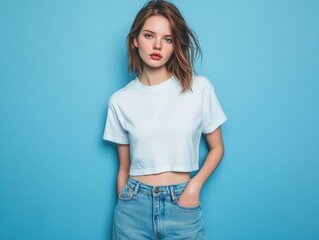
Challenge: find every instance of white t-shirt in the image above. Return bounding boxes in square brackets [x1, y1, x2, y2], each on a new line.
[103, 75, 227, 176]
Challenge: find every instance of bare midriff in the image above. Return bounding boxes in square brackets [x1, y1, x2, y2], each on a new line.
[132, 171, 191, 186]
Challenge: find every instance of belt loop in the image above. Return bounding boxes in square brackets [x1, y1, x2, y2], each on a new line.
[133, 182, 140, 197]
[169, 186, 177, 204]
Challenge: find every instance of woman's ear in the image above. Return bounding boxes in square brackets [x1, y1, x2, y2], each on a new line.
[133, 37, 138, 48]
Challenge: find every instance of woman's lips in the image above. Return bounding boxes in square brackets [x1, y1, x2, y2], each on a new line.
[150, 53, 162, 60]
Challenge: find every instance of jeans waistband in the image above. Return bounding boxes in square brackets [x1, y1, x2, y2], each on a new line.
[127, 176, 191, 198]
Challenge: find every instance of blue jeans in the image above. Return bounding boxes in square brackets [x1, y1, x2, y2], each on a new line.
[112, 176, 208, 239]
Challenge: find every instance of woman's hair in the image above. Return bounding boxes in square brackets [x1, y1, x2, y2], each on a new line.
[127, 0, 202, 92]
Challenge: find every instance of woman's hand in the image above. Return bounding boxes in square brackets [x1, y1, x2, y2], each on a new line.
[177, 180, 203, 207]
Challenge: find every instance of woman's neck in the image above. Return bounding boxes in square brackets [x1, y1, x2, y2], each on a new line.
[139, 66, 172, 86]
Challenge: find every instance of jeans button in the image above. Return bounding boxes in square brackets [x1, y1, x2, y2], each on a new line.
[154, 188, 160, 194]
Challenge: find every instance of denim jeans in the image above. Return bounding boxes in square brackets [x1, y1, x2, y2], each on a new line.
[112, 176, 208, 239]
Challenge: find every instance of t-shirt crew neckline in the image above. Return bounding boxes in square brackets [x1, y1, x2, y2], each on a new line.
[135, 76, 176, 92]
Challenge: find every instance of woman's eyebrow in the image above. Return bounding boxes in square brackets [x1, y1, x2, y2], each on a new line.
[142, 29, 172, 37]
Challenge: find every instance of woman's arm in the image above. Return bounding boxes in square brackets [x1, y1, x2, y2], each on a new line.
[116, 144, 131, 196]
[178, 127, 225, 206]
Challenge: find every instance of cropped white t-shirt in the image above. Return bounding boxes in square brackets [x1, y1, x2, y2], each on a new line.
[103, 75, 227, 176]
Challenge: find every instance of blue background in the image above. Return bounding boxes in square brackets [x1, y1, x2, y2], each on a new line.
[1, 0, 318, 239]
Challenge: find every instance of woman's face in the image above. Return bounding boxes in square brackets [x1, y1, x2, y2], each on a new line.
[134, 15, 174, 70]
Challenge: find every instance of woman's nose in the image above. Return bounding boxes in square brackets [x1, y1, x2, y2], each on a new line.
[153, 38, 162, 50]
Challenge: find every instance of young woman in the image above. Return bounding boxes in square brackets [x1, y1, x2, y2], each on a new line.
[103, 0, 227, 239]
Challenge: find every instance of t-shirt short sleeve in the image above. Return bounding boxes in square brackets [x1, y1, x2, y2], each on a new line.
[202, 82, 227, 134]
[103, 99, 129, 144]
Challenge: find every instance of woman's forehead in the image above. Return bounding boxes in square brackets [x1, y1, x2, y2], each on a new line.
[141, 15, 172, 35]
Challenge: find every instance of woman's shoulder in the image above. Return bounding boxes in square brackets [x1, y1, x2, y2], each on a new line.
[108, 78, 137, 106]
[192, 74, 214, 91]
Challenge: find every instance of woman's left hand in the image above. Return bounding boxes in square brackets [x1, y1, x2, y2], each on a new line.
[177, 180, 202, 207]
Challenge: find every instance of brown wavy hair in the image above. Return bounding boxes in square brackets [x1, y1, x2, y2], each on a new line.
[127, 0, 202, 92]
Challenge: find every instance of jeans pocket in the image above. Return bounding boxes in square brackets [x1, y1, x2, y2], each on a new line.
[176, 198, 201, 211]
[118, 183, 135, 201]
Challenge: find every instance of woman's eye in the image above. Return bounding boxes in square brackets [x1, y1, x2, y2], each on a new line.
[164, 38, 173, 43]
[144, 34, 153, 39]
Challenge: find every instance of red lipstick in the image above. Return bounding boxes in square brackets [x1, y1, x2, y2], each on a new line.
[150, 53, 162, 60]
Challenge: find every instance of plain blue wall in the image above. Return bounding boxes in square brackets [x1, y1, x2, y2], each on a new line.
[1, 0, 318, 239]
